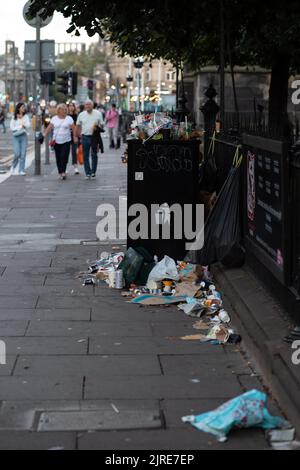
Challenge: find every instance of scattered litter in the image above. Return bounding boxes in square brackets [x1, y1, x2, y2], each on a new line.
[204, 324, 230, 344]
[77, 339, 86, 343]
[78, 248, 241, 346]
[130, 294, 187, 306]
[48, 447, 65, 451]
[111, 403, 120, 414]
[193, 320, 210, 331]
[181, 334, 207, 341]
[147, 255, 180, 283]
[189, 379, 201, 383]
[182, 389, 289, 442]
[268, 428, 295, 443]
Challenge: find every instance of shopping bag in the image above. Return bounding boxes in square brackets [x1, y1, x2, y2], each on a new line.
[77, 144, 84, 165]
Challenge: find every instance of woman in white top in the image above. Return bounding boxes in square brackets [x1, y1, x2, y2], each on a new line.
[10, 103, 31, 176]
[44, 103, 78, 180]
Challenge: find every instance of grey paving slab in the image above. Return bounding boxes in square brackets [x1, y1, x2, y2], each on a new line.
[0, 276, 46, 286]
[26, 320, 153, 337]
[0, 377, 83, 400]
[4, 337, 88, 355]
[91, 306, 194, 323]
[36, 295, 104, 309]
[0, 310, 35, 322]
[0, 356, 17, 376]
[0, 321, 29, 336]
[77, 428, 269, 450]
[0, 285, 93, 298]
[14, 355, 161, 377]
[89, 337, 226, 356]
[32, 308, 91, 321]
[84, 375, 241, 400]
[0, 296, 38, 309]
[0, 431, 76, 450]
[159, 354, 251, 376]
[150, 321, 200, 337]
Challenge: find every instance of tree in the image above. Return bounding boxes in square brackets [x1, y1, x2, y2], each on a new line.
[29, 0, 300, 134]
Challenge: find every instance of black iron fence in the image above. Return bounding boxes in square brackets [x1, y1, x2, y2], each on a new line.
[202, 112, 300, 303]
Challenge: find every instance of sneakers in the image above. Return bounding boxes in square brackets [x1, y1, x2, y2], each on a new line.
[91, 173, 96, 178]
[18, 172, 26, 176]
[85, 175, 91, 180]
[10, 167, 17, 175]
[74, 168, 79, 175]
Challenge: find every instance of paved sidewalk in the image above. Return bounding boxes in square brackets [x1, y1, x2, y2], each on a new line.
[0, 141, 280, 450]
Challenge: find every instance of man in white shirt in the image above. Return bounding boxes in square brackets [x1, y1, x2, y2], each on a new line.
[77, 99, 104, 179]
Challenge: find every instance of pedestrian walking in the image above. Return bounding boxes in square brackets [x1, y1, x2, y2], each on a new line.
[10, 102, 31, 176]
[68, 102, 79, 175]
[105, 103, 119, 149]
[44, 103, 77, 180]
[0, 106, 6, 133]
[77, 99, 104, 180]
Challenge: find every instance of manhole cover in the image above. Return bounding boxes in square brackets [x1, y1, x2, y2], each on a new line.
[37, 409, 163, 432]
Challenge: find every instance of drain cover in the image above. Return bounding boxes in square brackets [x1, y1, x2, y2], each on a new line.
[37, 409, 162, 432]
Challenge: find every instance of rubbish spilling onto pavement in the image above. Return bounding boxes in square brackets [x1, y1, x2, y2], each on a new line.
[80, 249, 241, 343]
[182, 389, 290, 442]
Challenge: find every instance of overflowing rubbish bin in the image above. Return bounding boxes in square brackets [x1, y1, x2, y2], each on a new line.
[126, 139, 201, 260]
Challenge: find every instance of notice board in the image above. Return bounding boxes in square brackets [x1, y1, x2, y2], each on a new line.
[242, 134, 290, 285]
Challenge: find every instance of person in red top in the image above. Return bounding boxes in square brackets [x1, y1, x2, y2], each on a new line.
[105, 103, 119, 149]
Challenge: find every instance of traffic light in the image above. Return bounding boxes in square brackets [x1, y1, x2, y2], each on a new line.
[41, 71, 56, 85]
[57, 72, 69, 95]
[70, 72, 78, 96]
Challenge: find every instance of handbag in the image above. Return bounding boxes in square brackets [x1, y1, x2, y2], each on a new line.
[13, 128, 26, 137]
[77, 144, 84, 165]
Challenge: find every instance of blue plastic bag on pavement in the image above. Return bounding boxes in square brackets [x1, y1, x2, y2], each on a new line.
[182, 389, 289, 442]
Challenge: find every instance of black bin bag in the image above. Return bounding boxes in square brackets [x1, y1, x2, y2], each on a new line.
[186, 149, 245, 268]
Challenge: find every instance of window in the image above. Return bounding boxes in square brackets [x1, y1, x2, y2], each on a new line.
[166, 70, 176, 82]
[146, 69, 152, 82]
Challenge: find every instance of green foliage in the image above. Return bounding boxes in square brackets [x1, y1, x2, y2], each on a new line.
[28, 0, 300, 72]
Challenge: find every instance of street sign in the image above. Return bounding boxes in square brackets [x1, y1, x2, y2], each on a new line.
[24, 40, 55, 71]
[23, 0, 53, 28]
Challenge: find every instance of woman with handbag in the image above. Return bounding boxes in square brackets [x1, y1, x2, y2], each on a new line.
[68, 102, 80, 175]
[10, 103, 31, 176]
[44, 103, 78, 180]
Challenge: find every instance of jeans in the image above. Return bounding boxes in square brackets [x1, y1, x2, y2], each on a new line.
[54, 142, 70, 174]
[0, 121, 6, 133]
[82, 135, 98, 176]
[12, 134, 28, 172]
[108, 127, 118, 148]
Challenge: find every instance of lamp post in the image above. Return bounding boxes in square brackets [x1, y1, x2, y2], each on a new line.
[133, 57, 144, 112]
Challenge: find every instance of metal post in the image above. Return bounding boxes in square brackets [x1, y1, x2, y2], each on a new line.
[138, 72, 141, 112]
[35, 16, 41, 176]
[45, 84, 50, 165]
[220, 0, 225, 125]
[13, 42, 17, 105]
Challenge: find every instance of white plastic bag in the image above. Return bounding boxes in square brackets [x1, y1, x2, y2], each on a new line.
[147, 255, 180, 283]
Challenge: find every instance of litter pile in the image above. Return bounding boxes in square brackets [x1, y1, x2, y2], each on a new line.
[128, 112, 202, 142]
[80, 247, 241, 345]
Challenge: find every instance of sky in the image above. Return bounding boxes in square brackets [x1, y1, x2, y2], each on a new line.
[0, 0, 97, 56]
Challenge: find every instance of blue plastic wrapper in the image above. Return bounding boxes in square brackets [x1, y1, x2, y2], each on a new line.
[182, 389, 289, 442]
